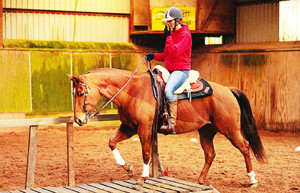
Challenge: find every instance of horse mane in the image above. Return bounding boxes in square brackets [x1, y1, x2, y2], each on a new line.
[84, 68, 148, 80]
[85, 68, 133, 76]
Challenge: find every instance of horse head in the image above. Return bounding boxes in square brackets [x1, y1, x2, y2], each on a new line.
[67, 74, 101, 126]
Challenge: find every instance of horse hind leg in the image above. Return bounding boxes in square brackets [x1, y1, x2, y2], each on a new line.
[198, 125, 217, 184]
[109, 123, 136, 173]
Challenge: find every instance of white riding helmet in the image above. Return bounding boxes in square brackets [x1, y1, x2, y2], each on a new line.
[162, 7, 183, 21]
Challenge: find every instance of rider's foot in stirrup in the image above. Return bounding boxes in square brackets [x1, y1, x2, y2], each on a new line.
[160, 124, 176, 135]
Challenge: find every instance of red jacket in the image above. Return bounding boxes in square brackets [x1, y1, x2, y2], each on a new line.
[154, 25, 192, 71]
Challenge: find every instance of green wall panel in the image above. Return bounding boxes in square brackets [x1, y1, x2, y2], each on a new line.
[30, 51, 72, 112]
[72, 53, 112, 110]
[0, 50, 143, 114]
[111, 54, 137, 71]
[0, 51, 31, 112]
[72, 53, 110, 75]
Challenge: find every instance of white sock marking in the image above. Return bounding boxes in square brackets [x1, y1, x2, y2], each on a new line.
[112, 149, 125, 166]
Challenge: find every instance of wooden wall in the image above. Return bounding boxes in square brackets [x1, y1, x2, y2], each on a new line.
[192, 42, 300, 132]
[197, 0, 235, 34]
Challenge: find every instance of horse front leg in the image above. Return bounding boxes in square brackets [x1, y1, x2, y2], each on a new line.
[136, 125, 152, 185]
[109, 123, 136, 173]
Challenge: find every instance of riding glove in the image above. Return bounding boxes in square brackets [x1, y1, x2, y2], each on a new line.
[146, 53, 155, 61]
[164, 25, 171, 37]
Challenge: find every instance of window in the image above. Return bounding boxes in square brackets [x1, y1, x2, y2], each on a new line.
[280, 0, 300, 41]
[205, 36, 223, 45]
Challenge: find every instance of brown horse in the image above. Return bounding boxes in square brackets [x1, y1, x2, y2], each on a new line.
[67, 67, 267, 186]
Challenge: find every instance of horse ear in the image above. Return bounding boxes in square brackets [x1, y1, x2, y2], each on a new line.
[66, 74, 83, 84]
[72, 76, 84, 84]
[67, 74, 73, 81]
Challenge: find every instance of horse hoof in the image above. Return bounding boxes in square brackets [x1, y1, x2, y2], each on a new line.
[127, 164, 133, 173]
[250, 182, 258, 188]
[198, 181, 209, 186]
[135, 177, 148, 185]
[198, 178, 205, 185]
[122, 164, 133, 173]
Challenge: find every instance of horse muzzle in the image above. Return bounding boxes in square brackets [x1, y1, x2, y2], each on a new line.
[75, 115, 88, 126]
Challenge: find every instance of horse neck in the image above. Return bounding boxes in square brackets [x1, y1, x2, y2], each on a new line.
[86, 69, 137, 107]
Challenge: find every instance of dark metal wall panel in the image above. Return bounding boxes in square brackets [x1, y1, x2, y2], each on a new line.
[236, 2, 279, 43]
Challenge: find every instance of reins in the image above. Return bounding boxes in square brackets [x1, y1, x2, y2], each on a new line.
[80, 56, 150, 117]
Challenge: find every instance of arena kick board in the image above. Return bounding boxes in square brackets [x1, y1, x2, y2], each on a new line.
[3, 177, 217, 193]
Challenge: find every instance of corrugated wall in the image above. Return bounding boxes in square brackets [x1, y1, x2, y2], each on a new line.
[3, 0, 130, 42]
[3, 13, 129, 42]
[3, 0, 130, 13]
[236, 2, 279, 43]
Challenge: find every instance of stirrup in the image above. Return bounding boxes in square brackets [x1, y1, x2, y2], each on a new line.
[160, 125, 176, 135]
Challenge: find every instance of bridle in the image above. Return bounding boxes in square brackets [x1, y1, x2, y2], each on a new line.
[74, 57, 150, 117]
[75, 75, 97, 117]
[75, 74, 115, 117]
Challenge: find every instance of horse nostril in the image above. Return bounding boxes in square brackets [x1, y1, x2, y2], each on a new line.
[76, 118, 82, 124]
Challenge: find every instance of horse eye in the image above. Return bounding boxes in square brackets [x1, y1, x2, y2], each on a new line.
[79, 92, 85, 97]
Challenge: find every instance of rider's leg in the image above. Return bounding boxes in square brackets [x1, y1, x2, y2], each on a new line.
[163, 70, 189, 134]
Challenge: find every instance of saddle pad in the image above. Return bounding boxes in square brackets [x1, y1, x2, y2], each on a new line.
[177, 79, 213, 101]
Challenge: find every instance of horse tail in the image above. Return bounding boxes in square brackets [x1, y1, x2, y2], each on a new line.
[230, 87, 268, 164]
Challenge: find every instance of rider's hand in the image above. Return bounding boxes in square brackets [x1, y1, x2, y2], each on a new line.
[164, 25, 171, 37]
[146, 53, 155, 61]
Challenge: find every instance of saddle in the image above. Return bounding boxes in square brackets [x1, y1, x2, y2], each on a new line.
[152, 65, 213, 101]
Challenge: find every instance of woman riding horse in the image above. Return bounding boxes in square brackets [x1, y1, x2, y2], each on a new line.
[68, 7, 267, 188]
[146, 7, 192, 135]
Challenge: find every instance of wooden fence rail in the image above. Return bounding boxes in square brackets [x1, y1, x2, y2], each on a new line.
[0, 114, 119, 127]
[0, 114, 120, 189]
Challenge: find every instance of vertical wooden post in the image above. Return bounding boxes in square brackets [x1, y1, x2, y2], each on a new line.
[67, 122, 75, 186]
[0, 0, 3, 48]
[147, 0, 150, 32]
[25, 125, 38, 189]
[130, 0, 134, 34]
